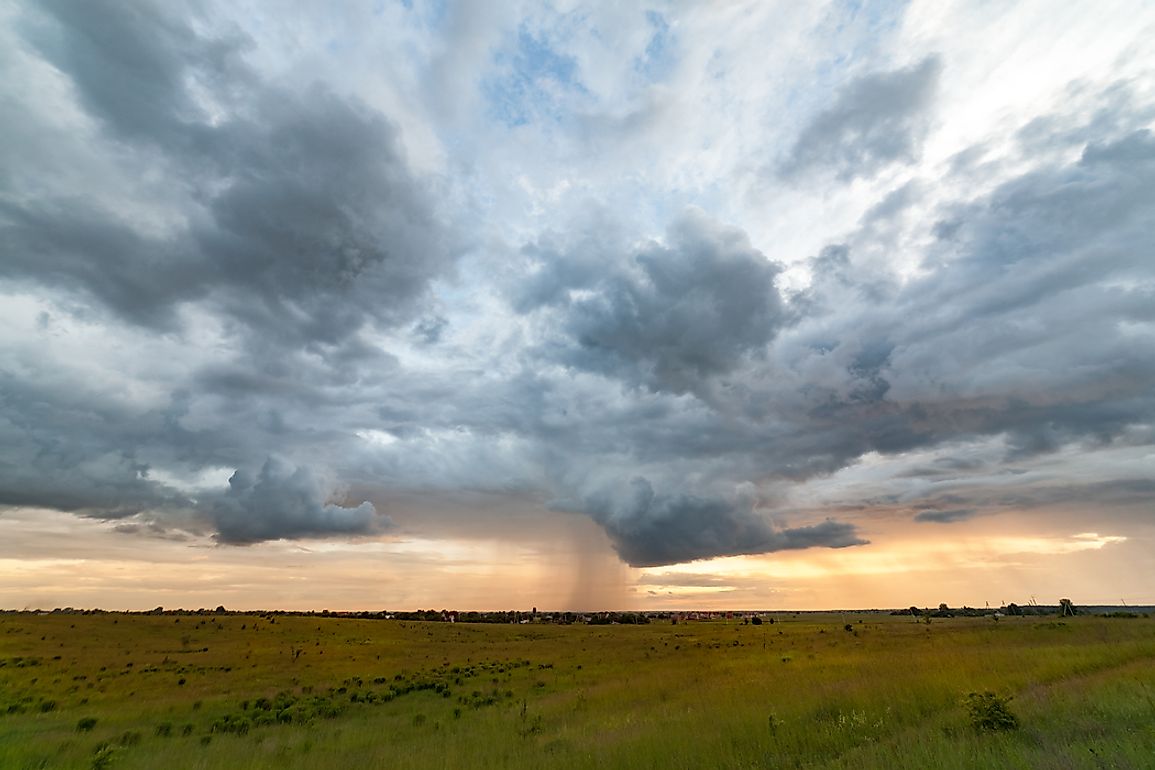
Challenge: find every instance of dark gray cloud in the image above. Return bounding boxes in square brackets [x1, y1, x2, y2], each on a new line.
[913, 508, 977, 524]
[0, 370, 191, 518]
[524, 209, 789, 396]
[780, 55, 942, 181]
[21, 1, 247, 145]
[0, 2, 452, 544]
[211, 457, 383, 544]
[558, 477, 866, 567]
[898, 477, 1155, 523]
[3, 1, 451, 347]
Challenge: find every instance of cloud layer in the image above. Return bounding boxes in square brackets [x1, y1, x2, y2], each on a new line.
[1, 1, 1153, 569]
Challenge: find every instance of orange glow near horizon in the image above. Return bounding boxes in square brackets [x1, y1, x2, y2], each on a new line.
[2, 507, 1151, 612]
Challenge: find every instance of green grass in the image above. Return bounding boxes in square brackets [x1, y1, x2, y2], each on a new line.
[1, 613, 1153, 768]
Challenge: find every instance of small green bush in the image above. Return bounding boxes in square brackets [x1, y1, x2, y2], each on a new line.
[965, 691, 1019, 731]
[91, 744, 117, 770]
[76, 716, 98, 732]
[211, 714, 250, 735]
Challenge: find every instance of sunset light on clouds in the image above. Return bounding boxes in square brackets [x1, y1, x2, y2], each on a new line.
[1, 1, 1153, 610]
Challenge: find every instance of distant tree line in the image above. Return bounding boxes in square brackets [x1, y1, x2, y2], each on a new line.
[11, 599, 1147, 621]
[891, 599, 1085, 618]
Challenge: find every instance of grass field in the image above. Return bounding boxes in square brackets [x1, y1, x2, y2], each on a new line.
[2, 612, 1153, 769]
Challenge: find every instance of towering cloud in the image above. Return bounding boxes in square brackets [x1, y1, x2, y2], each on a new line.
[211, 458, 383, 544]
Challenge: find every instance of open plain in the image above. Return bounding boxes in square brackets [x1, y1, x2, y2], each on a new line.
[2, 612, 1153, 769]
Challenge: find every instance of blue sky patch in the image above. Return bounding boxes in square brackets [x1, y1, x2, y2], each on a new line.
[483, 26, 586, 127]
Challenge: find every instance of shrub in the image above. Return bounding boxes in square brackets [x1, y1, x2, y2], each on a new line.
[91, 744, 117, 770]
[965, 691, 1018, 731]
[211, 714, 251, 735]
[76, 716, 98, 732]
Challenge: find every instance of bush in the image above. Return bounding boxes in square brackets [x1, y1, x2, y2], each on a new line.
[965, 691, 1019, 732]
[76, 716, 98, 732]
[211, 714, 251, 735]
[91, 744, 117, 770]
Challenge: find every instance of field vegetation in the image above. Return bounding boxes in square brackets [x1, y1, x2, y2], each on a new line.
[2, 611, 1153, 769]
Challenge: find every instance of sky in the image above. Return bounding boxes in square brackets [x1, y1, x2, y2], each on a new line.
[1, 0, 1154, 611]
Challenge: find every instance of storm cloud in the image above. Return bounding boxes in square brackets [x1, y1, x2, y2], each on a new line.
[211, 457, 383, 544]
[524, 209, 789, 396]
[568, 476, 867, 567]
